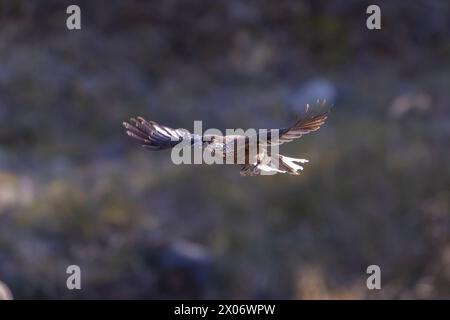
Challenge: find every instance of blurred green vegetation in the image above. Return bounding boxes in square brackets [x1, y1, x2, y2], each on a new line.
[1, 0, 450, 299]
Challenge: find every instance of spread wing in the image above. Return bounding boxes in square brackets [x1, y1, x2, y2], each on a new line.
[232, 100, 331, 147]
[213, 109, 329, 159]
[210, 107, 330, 157]
[261, 111, 329, 146]
[123, 117, 193, 150]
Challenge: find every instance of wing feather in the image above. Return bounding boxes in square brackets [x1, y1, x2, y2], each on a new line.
[123, 117, 192, 150]
[262, 111, 329, 146]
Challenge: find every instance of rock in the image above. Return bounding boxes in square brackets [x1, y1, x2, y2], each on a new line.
[389, 92, 432, 118]
[158, 240, 212, 298]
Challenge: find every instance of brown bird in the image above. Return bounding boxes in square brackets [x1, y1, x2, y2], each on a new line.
[123, 102, 329, 176]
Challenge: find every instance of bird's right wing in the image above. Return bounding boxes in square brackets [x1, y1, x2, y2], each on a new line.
[123, 117, 193, 150]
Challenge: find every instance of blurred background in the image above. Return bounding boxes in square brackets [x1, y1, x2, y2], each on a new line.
[0, 0, 450, 299]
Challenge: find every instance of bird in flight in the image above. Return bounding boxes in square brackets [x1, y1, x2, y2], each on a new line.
[123, 102, 329, 176]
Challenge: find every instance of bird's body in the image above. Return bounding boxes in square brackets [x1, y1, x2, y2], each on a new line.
[123, 102, 329, 176]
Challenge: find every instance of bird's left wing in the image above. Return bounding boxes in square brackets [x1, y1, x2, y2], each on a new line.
[231, 101, 331, 149]
[262, 111, 329, 146]
[123, 117, 194, 150]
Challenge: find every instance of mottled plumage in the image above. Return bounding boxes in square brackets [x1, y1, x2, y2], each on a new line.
[123, 102, 329, 175]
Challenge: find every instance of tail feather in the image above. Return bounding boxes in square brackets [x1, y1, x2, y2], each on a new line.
[240, 155, 308, 176]
[277, 155, 308, 174]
